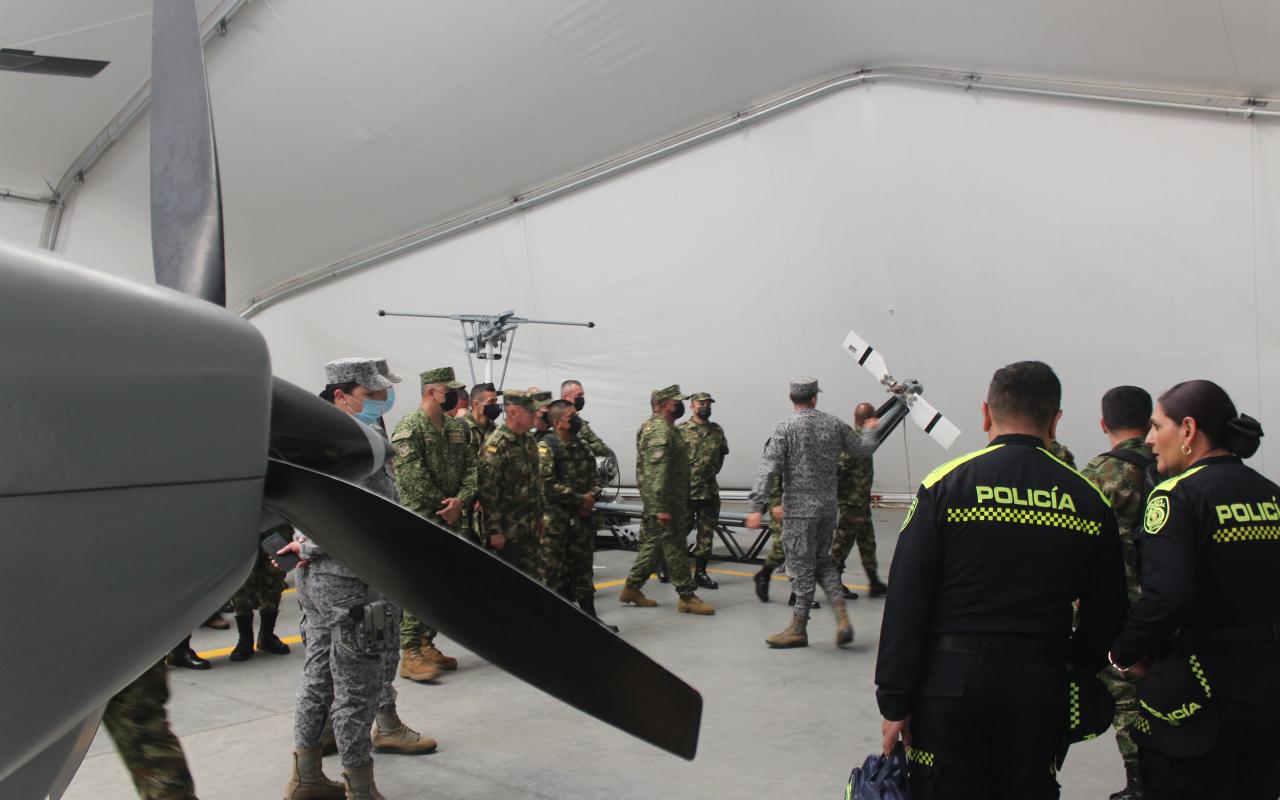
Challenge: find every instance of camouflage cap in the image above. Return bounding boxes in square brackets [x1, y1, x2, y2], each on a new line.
[689, 392, 715, 403]
[532, 390, 553, 409]
[502, 388, 536, 411]
[650, 384, 689, 404]
[373, 358, 402, 384]
[324, 358, 394, 391]
[790, 376, 821, 395]
[420, 366, 465, 389]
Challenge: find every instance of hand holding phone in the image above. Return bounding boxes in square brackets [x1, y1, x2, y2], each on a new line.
[261, 530, 301, 573]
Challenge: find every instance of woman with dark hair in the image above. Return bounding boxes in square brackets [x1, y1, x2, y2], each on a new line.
[1108, 379, 1278, 799]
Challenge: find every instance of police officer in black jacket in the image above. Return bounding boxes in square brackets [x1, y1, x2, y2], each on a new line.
[876, 360, 1129, 799]
[1107, 379, 1278, 799]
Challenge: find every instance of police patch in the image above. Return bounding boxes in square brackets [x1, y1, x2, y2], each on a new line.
[1145, 495, 1170, 534]
[900, 497, 918, 532]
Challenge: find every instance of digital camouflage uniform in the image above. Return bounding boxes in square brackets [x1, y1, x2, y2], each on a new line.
[478, 412, 545, 576]
[537, 430, 601, 598]
[230, 523, 289, 616]
[679, 415, 729, 560]
[625, 410, 697, 595]
[462, 412, 496, 544]
[391, 406, 477, 649]
[1081, 436, 1152, 771]
[103, 659, 197, 800]
[832, 443, 876, 577]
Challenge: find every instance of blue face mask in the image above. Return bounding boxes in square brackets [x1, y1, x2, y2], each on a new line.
[354, 391, 394, 426]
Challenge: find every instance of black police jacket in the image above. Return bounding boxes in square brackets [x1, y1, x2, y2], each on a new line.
[1111, 456, 1280, 700]
[875, 433, 1128, 721]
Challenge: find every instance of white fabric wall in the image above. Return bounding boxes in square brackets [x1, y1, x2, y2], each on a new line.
[55, 81, 1280, 492]
[0, 201, 48, 249]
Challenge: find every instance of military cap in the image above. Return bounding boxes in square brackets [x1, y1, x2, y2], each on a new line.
[790, 376, 821, 395]
[650, 384, 689, 404]
[420, 366, 465, 389]
[373, 357, 402, 384]
[502, 388, 536, 411]
[1130, 655, 1220, 758]
[325, 358, 394, 391]
[532, 390, 553, 409]
[690, 392, 715, 403]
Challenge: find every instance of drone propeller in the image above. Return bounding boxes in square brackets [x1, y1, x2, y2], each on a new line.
[842, 331, 961, 449]
[0, 48, 108, 78]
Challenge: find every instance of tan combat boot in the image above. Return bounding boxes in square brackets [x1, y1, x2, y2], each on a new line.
[677, 594, 716, 615]
[372, 709, 438, 755]
[341, 764, 384, 800]
[765, 614, 809, 648]
[398, 647, 441, 682]
[284, 747, 345, 800]
[419, 642, 458, 671]
[618, 586, 657, 607]
[833, 601, 854, 647]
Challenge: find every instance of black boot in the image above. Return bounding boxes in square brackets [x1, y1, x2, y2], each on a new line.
[578, 595, 619, 633]
[167, 636, 211, 670]
[694, 557, 719, 590]
[257, 609, 291, 655]
[229, 614, 254, 662]
[1109, 762, 1144, 800]
[841, 584, 859, 600]
[787, 592, 820, 609]
[656, 554, 669, 584]
[867, 570, 888, 598]
[753, 565, 774, 602]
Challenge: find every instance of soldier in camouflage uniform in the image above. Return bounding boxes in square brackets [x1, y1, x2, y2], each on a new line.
[462, 382, 501, 543]
[678, 392, 729, 590]
[620, 385, 715, 614]
[1048, 437, 1076, 468]
[833, 402, 887, 599]
[477, 389, 545, 575]
[1080, 386, 1153, 800]
[537, 400, 616, 631]
[227, 523, 291, 661]
[102, 659, 198, 799]
[391, 366, 476, 680]
[752, 474, 791, 604]
[561, 379, 615, 459]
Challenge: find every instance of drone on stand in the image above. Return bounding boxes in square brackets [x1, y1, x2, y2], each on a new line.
[377, 309, 594, 390]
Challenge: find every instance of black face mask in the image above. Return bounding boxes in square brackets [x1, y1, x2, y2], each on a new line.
[672, 400, 685, 420]
[573, 396, 585, 411]
[568, 416, 583, 436]
[482, 402, 502, 420]
[695, 407, 711, 421]
[440, 389, 458, 413]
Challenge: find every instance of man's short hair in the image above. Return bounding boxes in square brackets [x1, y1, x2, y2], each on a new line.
[561, 379, 582, 393]
[789, 390, 816, 405]
[854, 402, 876, 425]
[470, 382, 496, 403]
[986, 361, 1061, 429]
[546, 399, 573, 423]
[1101, 386, 1152, 432]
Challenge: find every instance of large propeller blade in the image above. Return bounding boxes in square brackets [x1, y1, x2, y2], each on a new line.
[262, 459, 703, 760]
[907, 394, 962, 449]
[269, 377, 393, 483]
[150, 0, 225, 305]
[0, 48, 108, 78]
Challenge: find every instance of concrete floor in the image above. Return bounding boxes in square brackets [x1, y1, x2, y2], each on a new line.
[65, 508, 1126, 799]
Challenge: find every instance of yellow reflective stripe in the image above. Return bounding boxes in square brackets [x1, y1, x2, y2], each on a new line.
[1068, 681, 1081, 729]
[906, 748, 935, 766]
[1189, 654, 1212, 699]
[1038, 447, 1112, 507]
[1212, 525, 1280, 544]
[922, 445, 1004, 489]
[1153, 465, 1206, 493]
[945, 506, 1102, 535]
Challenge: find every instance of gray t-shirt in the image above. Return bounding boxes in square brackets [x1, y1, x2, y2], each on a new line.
[748, 408, 870, 518]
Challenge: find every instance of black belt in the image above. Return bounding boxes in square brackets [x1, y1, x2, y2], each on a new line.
[933, 633, 1065, 661]
[1182, 620, 1280, 646]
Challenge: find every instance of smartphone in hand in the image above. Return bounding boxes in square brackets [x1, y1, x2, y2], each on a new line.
[261, 530, 300, 573]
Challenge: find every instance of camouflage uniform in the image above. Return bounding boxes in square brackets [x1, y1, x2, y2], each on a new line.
[832, 444, 876, 577]
[391, 401, 477, 650]
[761, 474, 786, 569]
[577, 419, 613, 458]
[462, 412, 496, 544]
[1048, 439, 1076, 468]
[478, 401, 545, 576]
[1081, 436, 1152, 771]
[103, 659, 197, 800]
[679, 414, 729, 560]
[537, 430, 601, 598]
[625, 408, 696, 596]
[230, 523, 288, 615]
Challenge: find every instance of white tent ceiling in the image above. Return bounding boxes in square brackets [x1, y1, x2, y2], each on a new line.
[3, 0, 1280, 309]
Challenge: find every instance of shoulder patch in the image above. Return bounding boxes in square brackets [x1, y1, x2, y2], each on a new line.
[486, 445, 499, 454]
[922, 445, 1004, 489]
[538, 442, 550, 453]
[396, 442, 411, 457]
[1144, 495, 1171, 534]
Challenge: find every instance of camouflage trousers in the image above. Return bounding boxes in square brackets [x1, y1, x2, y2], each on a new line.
[230, 545, 286, 616]
[762, 519, 785, 569]
[626, 513, 695, 596]
[1099, 665, 1140, 766]
[540, 507, 596, 599]
[688, 496, 720, 560]
[781, 511, 844, 619]
[294, 568, 390, 770]
[102, 659, 197, 800]
[832, 506, 877, 576]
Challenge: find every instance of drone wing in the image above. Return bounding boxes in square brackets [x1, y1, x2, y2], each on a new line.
[907, 393, 962, 449]
[842, 330, 961, 449]
[841, 330, 891, 384]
